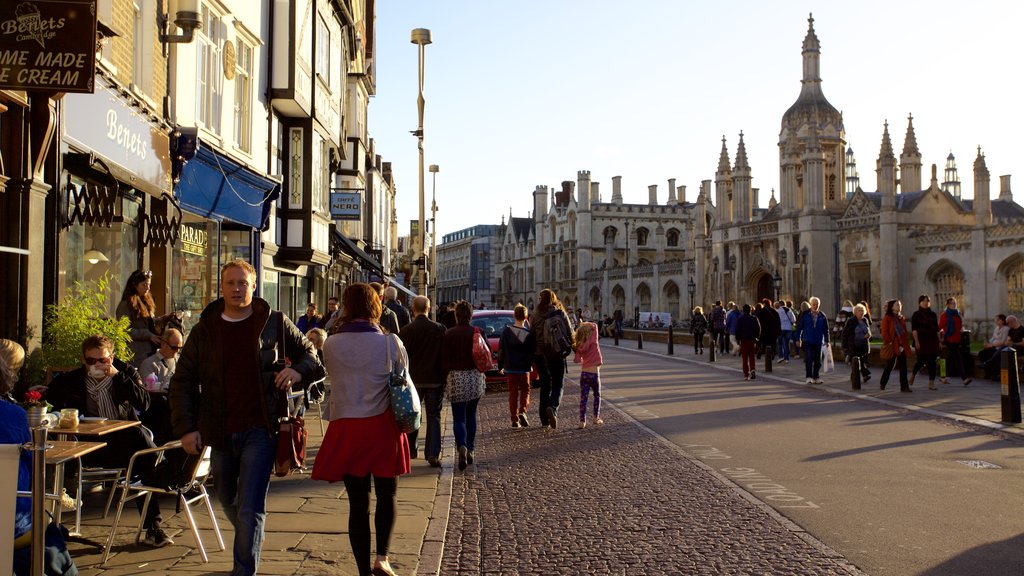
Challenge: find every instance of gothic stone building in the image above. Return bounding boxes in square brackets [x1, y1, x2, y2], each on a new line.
[496, 15, 1023, 331]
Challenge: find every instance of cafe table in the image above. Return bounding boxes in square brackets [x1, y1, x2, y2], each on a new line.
[43, 440, 107, 536]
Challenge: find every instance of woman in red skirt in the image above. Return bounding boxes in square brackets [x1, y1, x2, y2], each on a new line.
[312, 283, 411, 576]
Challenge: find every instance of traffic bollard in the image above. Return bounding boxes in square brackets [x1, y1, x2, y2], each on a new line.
[851, 356, 862, 390]
[1000, 348, 1022, 423]
[667, 325, 674, 355]
[709, 341, 716, 362]
[638, 332, 644, 350]
[614, 331, 619, 346]
[764, 345, 773, 373]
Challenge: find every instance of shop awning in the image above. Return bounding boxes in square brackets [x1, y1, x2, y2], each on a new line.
[175, 140, 280, 229]
[331, 228, 383, 275]
[387, 278, 416, 299]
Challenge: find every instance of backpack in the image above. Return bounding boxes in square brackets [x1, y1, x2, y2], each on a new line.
[543, 312, 574, 358]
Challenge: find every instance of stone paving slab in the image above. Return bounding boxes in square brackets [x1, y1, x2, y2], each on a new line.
[441, 393, 865, 576]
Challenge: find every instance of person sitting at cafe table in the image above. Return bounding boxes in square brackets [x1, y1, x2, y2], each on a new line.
[45, 334, 173, 548]
[139, 328, 184, 445]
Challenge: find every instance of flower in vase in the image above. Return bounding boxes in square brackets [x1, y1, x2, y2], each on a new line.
[19, 390, 49, 410]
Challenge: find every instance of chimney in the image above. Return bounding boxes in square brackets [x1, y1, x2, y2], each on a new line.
[667, 178, 677, 205]
[612, 176, 623, 204]
[648, 184, 658, 205]
[1000, 175, 1013, 200]
[591, 181, 601, 203]
[677, 185, 686, 204]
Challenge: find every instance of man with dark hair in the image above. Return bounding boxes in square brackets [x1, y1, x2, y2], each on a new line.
[170, 259, 321, 575]
[47, 334, 170, 546]
[709, 300, 727, 355]
[439, 301, 457, 329]
[756, 298, 781, 363]
[370, 282, 401, 334]
[398, 295, 446, 467]
[735, 304, 761, 380]
[322, 296, 342, 332]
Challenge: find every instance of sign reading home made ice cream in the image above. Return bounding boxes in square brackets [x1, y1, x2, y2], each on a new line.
[0, 0, 98, 92]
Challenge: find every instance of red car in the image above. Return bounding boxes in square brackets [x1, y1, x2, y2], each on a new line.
[471, 310, 515, 385]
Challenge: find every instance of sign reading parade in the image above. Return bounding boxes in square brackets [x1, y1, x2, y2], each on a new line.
[0, 0, 98, 92]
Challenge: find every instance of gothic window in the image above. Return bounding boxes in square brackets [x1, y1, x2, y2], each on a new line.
[1007, 260, 1024, 315]
[636, 227, 649, 246]
[603, 226, 617, 244]
[666, 228, 680, 247]
[828, 174, 836, 201]
[931, 263, 964, 310]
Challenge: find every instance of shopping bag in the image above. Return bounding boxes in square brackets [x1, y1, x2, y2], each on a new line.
[822, 345, 835, 374]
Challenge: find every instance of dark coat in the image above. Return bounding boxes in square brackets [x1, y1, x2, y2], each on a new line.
[169, 297, 321, 449]
[690, 313, 708, 335]
[442, 325, 479, 376]
[379, 306, 401, 335]
[911, 308, 941, 355]
[398, 315, 446, 388]
[756, 306, 781, 341]
[385, 299, 411, 329]
[46, 358, 150, 420]
[735, 313, 761, 342]
[498, 324, 535, 373]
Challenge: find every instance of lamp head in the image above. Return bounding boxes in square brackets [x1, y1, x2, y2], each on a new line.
[429, 165, 439, 173]
[410, 28, 432, 46]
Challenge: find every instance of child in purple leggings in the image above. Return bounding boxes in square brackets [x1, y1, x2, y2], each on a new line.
[572, 322, 604, 428]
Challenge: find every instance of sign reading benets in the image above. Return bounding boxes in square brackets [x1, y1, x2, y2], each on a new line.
[330, 190, 361, 220]
[0, 0, 98, 92]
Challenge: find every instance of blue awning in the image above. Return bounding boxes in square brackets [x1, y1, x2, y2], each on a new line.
[174, 140, 280, 229]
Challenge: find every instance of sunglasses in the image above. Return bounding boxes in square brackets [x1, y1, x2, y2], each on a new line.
[84, 356, 112, 365]
[165, 343, 183, 351]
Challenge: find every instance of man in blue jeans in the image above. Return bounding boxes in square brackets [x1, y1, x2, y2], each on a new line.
[398, 295, 446, 467]
[170, 259, 321, 576]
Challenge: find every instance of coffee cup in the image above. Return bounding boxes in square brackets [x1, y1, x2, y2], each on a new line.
[41, 413, 60, 428]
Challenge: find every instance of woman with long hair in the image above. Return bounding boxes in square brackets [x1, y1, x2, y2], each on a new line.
[311, 283, 410, 576]
[529, 289, 574, 430]
[116, 269, 164, 367]
[441, 300, 487, 470]
[880, 299, 911, 392]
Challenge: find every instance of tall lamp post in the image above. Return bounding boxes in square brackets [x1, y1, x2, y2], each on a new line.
[687, 277, 696, 317]
[772, 271, 782, 302]
[429, 164, 439, 311]
[411, 28, 432, 295]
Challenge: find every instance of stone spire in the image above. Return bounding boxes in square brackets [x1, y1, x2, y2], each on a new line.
[900, 114, 922, 192]
[974, 146, 991, 225]
[942, 151, 961, 199]
[715, 136, 732, 224]
[733, 132, 752, 221]
[876, 121, 897, 201]
[734, 131, 750, 170]
[718, 136, 732, 173]
[799, 13, 824, 102]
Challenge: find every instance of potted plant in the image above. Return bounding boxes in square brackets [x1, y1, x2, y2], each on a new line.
[19, 390, 51, 427]
[22, 273, 133, 389]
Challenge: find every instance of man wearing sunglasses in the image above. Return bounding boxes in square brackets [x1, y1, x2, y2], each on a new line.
[139, 328, 184, 445]
[46, 334, 172, 547]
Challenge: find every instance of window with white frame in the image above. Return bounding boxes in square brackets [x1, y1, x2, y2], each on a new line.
[196, 3, 224, 134]
[315, 14, 330, 82]
[233, 38, 253, 153]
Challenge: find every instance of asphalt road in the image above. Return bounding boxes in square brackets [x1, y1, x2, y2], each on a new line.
[597, 346, 1024, 576]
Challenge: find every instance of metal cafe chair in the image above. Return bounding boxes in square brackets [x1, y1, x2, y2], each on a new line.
[101, 441, 223, 565]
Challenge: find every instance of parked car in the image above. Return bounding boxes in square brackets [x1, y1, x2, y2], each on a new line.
[470, 309, 515, 385]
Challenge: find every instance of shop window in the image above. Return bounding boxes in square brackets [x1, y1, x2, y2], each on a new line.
[172, 216, 220, 334]
[262, 269, 279, 310]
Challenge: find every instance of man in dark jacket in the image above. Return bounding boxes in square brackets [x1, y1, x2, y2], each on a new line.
[384, 286, 411, 328]
[370, 282, 401, 334]
[170, 259, 320, 576]
[47, 334, 170, 546]
[735, 304, 761, 380]
[398, 295, 446, 467]
[756, 298, 782, 362]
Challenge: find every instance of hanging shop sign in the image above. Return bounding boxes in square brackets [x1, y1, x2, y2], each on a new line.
[330, 189, 361, 220]
[0, 0, 98, 92]
[64, 79, 172, 196]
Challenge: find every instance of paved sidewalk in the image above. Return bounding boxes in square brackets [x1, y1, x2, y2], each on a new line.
[66, 409, 454, 576]
[612, 336, 1024, 436]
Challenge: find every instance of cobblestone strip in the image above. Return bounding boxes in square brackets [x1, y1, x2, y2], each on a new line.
[441, 393, 866, 576]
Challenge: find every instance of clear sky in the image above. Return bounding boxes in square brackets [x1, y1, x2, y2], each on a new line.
[371, 1, 1024, 239]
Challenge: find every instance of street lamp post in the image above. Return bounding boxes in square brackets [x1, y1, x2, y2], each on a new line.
[687, 277, 696, 317]
[429, 164, 439, 310]
[411, 28, 432, 295]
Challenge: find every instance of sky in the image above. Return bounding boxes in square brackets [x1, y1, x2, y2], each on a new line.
[370, 1, 1024, 239]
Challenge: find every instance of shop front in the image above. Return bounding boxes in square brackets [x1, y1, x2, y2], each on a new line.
[59, 75, 174, 315]
[172, 135, 280, 331]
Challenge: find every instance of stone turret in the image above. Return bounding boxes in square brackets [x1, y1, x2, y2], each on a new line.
[876, 121, 897, 207]
[900, 114, 922, 192]
[715, 136, 732, 223]
[733, 132, 752, 222]
[972, 147, 991, 229]
[648, 184, 658, 206]
[1000, 175, 1012, 201]
[612, 175, 623, 205]
[677, 185, 686, 205]
[591, 181, 601, 203]
[577, 170, 591, 212]
[533, 185, 548, 223]
[802, 131, 825, 212]
[667, 178, 677, 205]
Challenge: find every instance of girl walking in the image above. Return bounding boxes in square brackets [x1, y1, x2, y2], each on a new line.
[572, 322, 604, 428]
[880, 299, 911, 392]
[690, 306, 708, 354]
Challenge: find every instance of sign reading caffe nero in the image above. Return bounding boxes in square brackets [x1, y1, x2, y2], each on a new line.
[0, 0, 98, 93]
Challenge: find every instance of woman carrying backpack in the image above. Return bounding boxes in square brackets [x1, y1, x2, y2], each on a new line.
[529, 289, 574, 431]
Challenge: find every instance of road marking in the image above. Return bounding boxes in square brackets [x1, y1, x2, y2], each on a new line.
[677, 443, 821, 508]
[955, 459, 1002, 469]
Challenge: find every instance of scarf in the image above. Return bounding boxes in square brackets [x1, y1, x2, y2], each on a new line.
[337, 319, 383, 334]
[85, 375, 119, 419]
[945, 308, 961, 335]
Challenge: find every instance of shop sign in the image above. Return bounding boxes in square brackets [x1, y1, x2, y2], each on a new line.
[330, 190, 360, 220]
[179, 223, 208, 256]
[64, 80, 172, 196]
[0, 0, 97, 93]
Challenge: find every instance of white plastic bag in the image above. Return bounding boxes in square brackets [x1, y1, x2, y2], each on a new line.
[822, 345, 835, 374]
